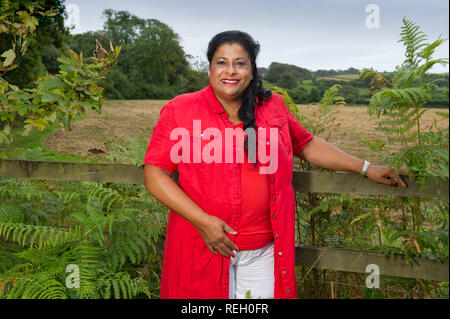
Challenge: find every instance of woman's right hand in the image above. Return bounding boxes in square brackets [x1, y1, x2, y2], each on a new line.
[196, 215, 240, 257]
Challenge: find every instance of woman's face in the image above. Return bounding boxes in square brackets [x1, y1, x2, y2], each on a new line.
[209, 43, 253, 103]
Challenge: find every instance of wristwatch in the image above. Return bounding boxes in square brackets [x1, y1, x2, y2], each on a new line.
[361, 160, 371, 177]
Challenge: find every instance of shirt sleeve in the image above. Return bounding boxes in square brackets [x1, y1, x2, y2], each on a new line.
[143, 101, 179, 174]
[278, 95, 314, 155]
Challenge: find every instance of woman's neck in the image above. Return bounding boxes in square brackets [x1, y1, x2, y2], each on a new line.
[221, 101, 242, 125]
[216, 96, 243, 125]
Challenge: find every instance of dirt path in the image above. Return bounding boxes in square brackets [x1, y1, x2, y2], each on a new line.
[43, 100, 449, 164]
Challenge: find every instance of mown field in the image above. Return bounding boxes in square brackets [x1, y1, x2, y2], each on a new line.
[41, 100, 449, 166]
[316, 74, 360, 81]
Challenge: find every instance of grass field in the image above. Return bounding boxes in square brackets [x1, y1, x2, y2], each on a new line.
[316, 74, 360, 81]
[36, 100, 449, 166]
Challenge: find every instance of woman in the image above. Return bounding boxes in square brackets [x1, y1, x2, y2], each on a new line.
[143, 30, 406, 299]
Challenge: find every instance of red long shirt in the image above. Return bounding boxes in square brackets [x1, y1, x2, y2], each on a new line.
[143, 84, 313, 299]
[232, 121, 273, 251]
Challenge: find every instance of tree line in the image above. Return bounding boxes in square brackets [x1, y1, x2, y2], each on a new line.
[261, 63, 449, 107]
[1, 3, 448, 107]
[1, 6, 209, 100]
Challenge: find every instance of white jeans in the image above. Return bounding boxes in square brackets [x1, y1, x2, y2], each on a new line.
[228, 240, 275, 299]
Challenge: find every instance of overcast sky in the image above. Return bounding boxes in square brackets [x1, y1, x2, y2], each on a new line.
[66, 0, 449, 73]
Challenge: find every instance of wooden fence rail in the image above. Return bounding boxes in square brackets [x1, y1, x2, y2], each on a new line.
[1, 159, 448, 282]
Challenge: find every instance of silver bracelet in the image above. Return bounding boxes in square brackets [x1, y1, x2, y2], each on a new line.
[360, 160, 371, 177]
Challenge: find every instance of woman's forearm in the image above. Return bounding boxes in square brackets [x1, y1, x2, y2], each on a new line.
[143, 164, 210, 229]
[144, 164, 240, 256]
[297, 136, 365, 173]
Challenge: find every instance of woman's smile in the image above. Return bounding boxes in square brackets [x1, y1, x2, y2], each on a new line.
[221, 79, 240, 85]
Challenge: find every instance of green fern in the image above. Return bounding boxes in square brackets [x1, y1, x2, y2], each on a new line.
[0, 222, 81, 248]
[356, 18, 449, 265]
[97, 272, 151, 299]
[361, 18, 449, 181]
[104, 132, 148, 167]
[0, 176, 166, 299]
[79, 182, 125, 213]
[6, 274, 68, 299]
[272, 84, 345, 137]
[398, 17, 448, 74]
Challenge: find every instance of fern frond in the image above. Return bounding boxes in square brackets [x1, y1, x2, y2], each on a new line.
[369, 87, 429, 117]
[69, 241, 101, 298]
[0, 222, 81, 248]
[102, 231, 150, 270]
[399, 17, 429, 68]
[98, 273, 151, 299]
[320, 84, 346, 106]
[55, 189, 84, 205]
[0, 243, 25, 273]
[384, 144, 449, 181]
[0, 204, 25, 223]
[7, 275, 68, 299]
[0, 179, 49, 202]
[14, 244, 73, 277]
[79, 182, 124, 213]
[104, 133, 148, 167]
[418, 35, 448, 61]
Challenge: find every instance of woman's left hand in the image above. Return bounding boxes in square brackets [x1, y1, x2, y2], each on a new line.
[365, 165, 408, 188]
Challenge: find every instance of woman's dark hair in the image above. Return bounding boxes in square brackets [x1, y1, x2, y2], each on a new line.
[207, 30, 272, 164]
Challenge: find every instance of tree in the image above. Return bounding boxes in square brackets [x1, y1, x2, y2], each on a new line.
[102, 9, 146, 46]
[308, 87, 321, 103]
[72, 9, 189, 99]
[265, 62, 313, 84]
[340, 85, 359, 104]
[0, 0, 69, 88]
[183, 69, 209, 93]
[0, 1, 121, 150]
[286, 87, 309, 104]
[278, 71, 298, 89]
[129, 18, 188, 87]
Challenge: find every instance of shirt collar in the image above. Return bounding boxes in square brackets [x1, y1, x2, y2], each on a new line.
[205, 83, 226, 114]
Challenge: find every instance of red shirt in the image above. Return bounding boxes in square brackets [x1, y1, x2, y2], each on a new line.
[143, 84, 313, 299]
[232, 122, 273, 251]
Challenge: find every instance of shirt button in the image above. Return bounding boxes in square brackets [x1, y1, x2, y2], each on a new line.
[286, 289, 290, 293]
[279, 251, 283, 256]
[266, 142, 270, 145]
[282, 270, 286, 274]
[272, 215, 276, 219]
[275, 233, 279, 237]
[259, 126, 263, 130]
[271, 178, 275, 183]
[272, 197, 276, 200]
